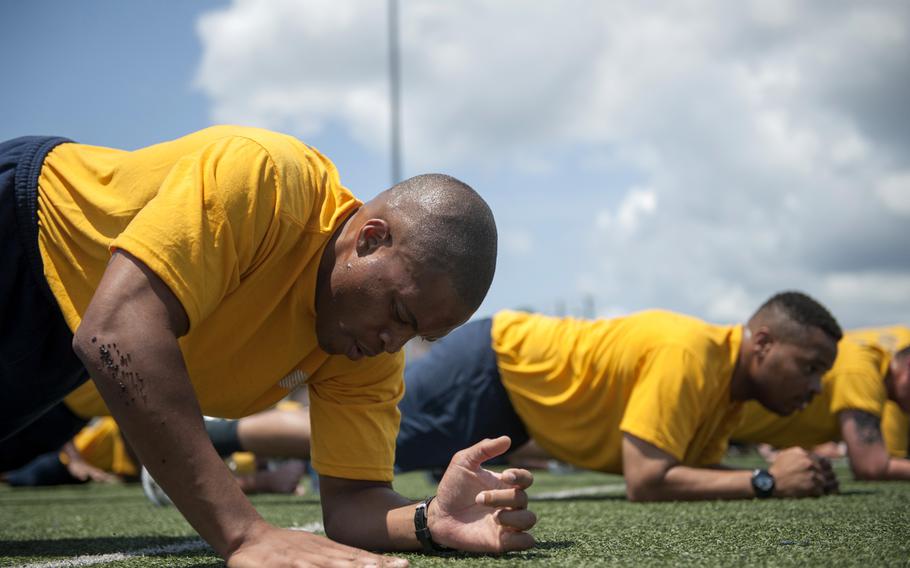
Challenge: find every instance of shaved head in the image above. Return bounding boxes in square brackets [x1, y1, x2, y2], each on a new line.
[372, 173, 498, 312]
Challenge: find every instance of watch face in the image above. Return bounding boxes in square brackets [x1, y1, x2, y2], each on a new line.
[754, 474, 774, 492]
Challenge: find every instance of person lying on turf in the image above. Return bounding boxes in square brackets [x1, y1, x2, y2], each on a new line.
[0, 128, 535, 567]
[199, 291, 843, 501]
[733, 326, 910, 480]
[2, 415, 310, 496]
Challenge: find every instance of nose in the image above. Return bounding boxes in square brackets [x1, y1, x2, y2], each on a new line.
[809, 375, 823, 396]
[379, 329, 411, 354]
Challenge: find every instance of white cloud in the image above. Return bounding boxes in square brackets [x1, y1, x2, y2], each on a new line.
[196, 0, 910, 327]
[596, 187, 658, 236]
[876, 173, 910, 216]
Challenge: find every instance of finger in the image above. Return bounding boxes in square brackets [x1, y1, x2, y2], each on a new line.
[809, 473, 825, 496]
[498, 530, 536, 552]
[495, 508, 537, 531]
[475, 487, 528, 508]
[811, 454, 832, 471]
[453, 436, 512, 470]
[499, 468, 534, 489]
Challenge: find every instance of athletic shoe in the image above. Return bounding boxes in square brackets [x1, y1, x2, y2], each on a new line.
[141, 466, 173, 507]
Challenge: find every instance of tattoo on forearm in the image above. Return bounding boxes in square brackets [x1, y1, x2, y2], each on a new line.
[846, 410, 883, 446]
[93, 336, 145, 406]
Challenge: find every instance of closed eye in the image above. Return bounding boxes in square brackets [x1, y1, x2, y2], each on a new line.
[392, 301, 408, 325]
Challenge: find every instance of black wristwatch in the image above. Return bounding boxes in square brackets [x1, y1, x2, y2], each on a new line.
[414, 496, 448, 553]
[751, 468, 775, 498]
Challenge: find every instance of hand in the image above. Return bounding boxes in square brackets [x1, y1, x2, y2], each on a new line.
[430, 436, 537, 553]
[810, 453, 839, 495]
[65, 458, 120, 484]
[227, 520, 408, 568]
[769, 447, 836, 498]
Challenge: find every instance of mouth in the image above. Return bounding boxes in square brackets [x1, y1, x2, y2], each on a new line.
[346, 339, 376, 360]
[346, 342, 364, 361]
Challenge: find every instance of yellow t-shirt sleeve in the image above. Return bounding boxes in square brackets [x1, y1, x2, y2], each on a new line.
[109, 136, 291, 329]
[620, 347, 709, 463]
[307, 353, 405, 482]
[829, 362, 887, 418]
[882, 401, 909, 458]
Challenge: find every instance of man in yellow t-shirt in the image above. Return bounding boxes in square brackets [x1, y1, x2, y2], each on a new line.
[392, 291, 842, 501]
[733, 326, 910, 480]
[0, 129, 535, 565]
[255, 291, 844, 500]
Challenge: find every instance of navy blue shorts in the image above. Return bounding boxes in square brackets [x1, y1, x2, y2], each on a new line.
[395, 318, 529, 471]
[0, 136, 89, 470]
[3, 450, 80, 487]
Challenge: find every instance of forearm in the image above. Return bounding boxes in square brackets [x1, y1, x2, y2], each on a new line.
[882, 457, 910, 480]
[320, 478, 421, 551]
[629, 465, 754, 501]
[74, 325, 262, 558]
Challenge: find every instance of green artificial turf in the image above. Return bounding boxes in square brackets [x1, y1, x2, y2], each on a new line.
[2, 455, 909, 567]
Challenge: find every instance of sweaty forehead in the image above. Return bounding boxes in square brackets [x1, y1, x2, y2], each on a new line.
[405, 277, 470, 337]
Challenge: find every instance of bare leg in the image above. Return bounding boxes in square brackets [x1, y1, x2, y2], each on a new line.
[235, 460, 307, 495]
[236, 407, 312, 459]
[506, 439, 554, 470]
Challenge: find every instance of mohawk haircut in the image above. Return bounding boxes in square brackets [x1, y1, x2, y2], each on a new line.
[750, 291, 843, 343]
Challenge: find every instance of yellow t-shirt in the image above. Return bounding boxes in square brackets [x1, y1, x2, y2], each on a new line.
[59, 417, 138, 477]
[732, 326, 910, 453]
[492, 310, 744, 474]
[39, 126, 402, 481]
[882, 401, 909, 458]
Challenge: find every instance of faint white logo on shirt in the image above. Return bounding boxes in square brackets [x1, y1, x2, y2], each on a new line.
[279, 369, 309, 390]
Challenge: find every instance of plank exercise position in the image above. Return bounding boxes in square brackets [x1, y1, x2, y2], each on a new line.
[734, 326, 910, 480]
[223, 292, 844, 501]
[0, 128, 535, 566]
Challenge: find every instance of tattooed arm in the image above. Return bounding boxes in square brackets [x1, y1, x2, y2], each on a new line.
[839, 410, 910, 480]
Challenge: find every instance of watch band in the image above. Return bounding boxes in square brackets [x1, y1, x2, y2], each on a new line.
[414, 496, 448, 553]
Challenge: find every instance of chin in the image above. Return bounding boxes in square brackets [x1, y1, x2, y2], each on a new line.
[314, 329, 340, 355]
[758, 399, 791, 416]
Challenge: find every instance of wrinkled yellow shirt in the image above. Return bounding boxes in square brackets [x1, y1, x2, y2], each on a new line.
[492, 310, 743, 473]
[39, 126, 401, 481]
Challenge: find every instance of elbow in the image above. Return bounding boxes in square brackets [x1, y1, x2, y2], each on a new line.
[625, 478, 662, 502]
[72, 324, 97, 366]
[321, 506, 353, 546]
[851, 462, 888, 481]
[322, 519, 356, 548]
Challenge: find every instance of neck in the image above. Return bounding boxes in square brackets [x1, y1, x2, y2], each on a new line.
[729, 327, 755, 402]
[884, 367, 896, 402]
[314, 208, 358, 314]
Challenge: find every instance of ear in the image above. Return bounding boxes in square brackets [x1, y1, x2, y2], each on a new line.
[752, 327, 773, 360]
[355, 219, 392, 256]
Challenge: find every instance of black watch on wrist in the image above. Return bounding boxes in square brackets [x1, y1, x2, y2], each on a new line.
[414, 496, 448, 553]
[751, 468, 775, 498]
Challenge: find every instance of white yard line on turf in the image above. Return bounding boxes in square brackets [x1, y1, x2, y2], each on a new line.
[531, 483, 626, 500]
[11, 522, 324, 568]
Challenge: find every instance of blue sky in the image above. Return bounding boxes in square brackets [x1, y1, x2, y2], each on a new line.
[3, 1, 909, 329]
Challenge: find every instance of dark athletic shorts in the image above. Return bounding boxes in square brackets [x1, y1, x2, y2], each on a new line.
[0, 136, 89, 471]
[395, 318, 529, 471]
